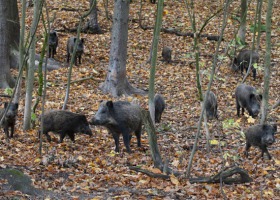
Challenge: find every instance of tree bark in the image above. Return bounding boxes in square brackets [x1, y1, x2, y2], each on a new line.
[14, 0, 27, 105]
[83, 0, 102, 34]
[100, 0, 145, 97]
[141, 110, 163, 169]
[8, 0, 20, 69]
[237, 0, 247, 45]
[148, 0, 164, 124]
[24, 0, 42, 130]
[260, 0, 273, 124]
[0, 0, 17, 88]
[256, 0, 263, 51]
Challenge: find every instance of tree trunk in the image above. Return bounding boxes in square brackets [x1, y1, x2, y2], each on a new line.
[141, 110, 163, 169]
[148, 0, 164, 124]
[256, 0, 263, 51]
[24, 0, 42, 130]
[26, 0, 34, 7]
[237, 0, 247, 45]
[100, 0, 145, 97]
[84, 0, 102, 34]
[260, 0, 273, 124]
[14, 0, 27, 105]
[8, 0, 20, 69]
[0, 0, 18, 88]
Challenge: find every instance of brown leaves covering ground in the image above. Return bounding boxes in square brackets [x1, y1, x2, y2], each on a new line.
[0, 0, 280, 199]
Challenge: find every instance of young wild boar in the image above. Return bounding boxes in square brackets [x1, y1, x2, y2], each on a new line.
[154, 94, 165, 123]
[48, 30, 58, 58]
[245, 124, 277, 159]
[204, 91, 218, 119]
[162, 46, 172, 63]
[90, 101, 142, 153]
[66, 37, 84, 65]
[41, 110, 92, 143]
[232, 49, 259, 80]
[235, 84, 262, 118]
[0, 102, 18, 138]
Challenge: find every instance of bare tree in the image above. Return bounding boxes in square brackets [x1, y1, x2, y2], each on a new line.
[100, 0, 145, 97]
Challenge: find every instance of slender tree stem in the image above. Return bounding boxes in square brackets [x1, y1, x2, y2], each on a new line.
[63, 1, 95, 110]
[260, 0, 273, 124]
[186, 0, 230, 178]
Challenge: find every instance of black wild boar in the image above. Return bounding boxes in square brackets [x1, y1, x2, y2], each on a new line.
[162, 46, 172, 63]
[41, 110, 92, 143]
[232, 50, 259, 80]
[245, 124, 277, 159]
[48, 30, 58, 58]
[204, 91, 218, 119]
[154, 94, 165, 123]
[66, 37, 84, 65]
[235, 84, 262, 118]
[90, 101, 142, 153]
[0, 102, 18, 138]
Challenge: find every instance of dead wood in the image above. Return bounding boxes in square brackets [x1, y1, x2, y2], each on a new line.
[140, 25, 223, 41]
[189, 166, 252, 184]
[128, 166, 170, 179]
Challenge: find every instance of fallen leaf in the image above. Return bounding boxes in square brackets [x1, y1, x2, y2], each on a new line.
[170, 174, 179, 186]
[247, 116, 255, 124]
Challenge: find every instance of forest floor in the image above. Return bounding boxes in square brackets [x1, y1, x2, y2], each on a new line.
[0, 0, 280, 199]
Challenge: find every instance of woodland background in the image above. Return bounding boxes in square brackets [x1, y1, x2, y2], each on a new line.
[0, 0, 279, 199]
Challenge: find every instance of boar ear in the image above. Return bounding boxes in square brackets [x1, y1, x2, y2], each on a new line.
[4, 102, 8, 108]
[272, 124, 277, 132]
[81, 115, 87, 121]
[249, 94, 255, 100]
[14, 103, 19, 109]
[50, 31, 56, 36]
[106, 101, 114, 108]
[258, 94, 263, 100]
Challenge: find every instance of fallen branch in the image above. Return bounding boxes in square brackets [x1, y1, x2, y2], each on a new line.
[62, 24, 105, 34]
[140, 25, 223, 41]
[62, 24, 78, 33]
[189, 166, 252, 184]
[129, 166, 170, 179]
[64, 76, 102, 86]
[0, 95, 11, 98]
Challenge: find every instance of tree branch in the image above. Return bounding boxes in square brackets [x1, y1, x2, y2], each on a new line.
[189, 166, 252, 184]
